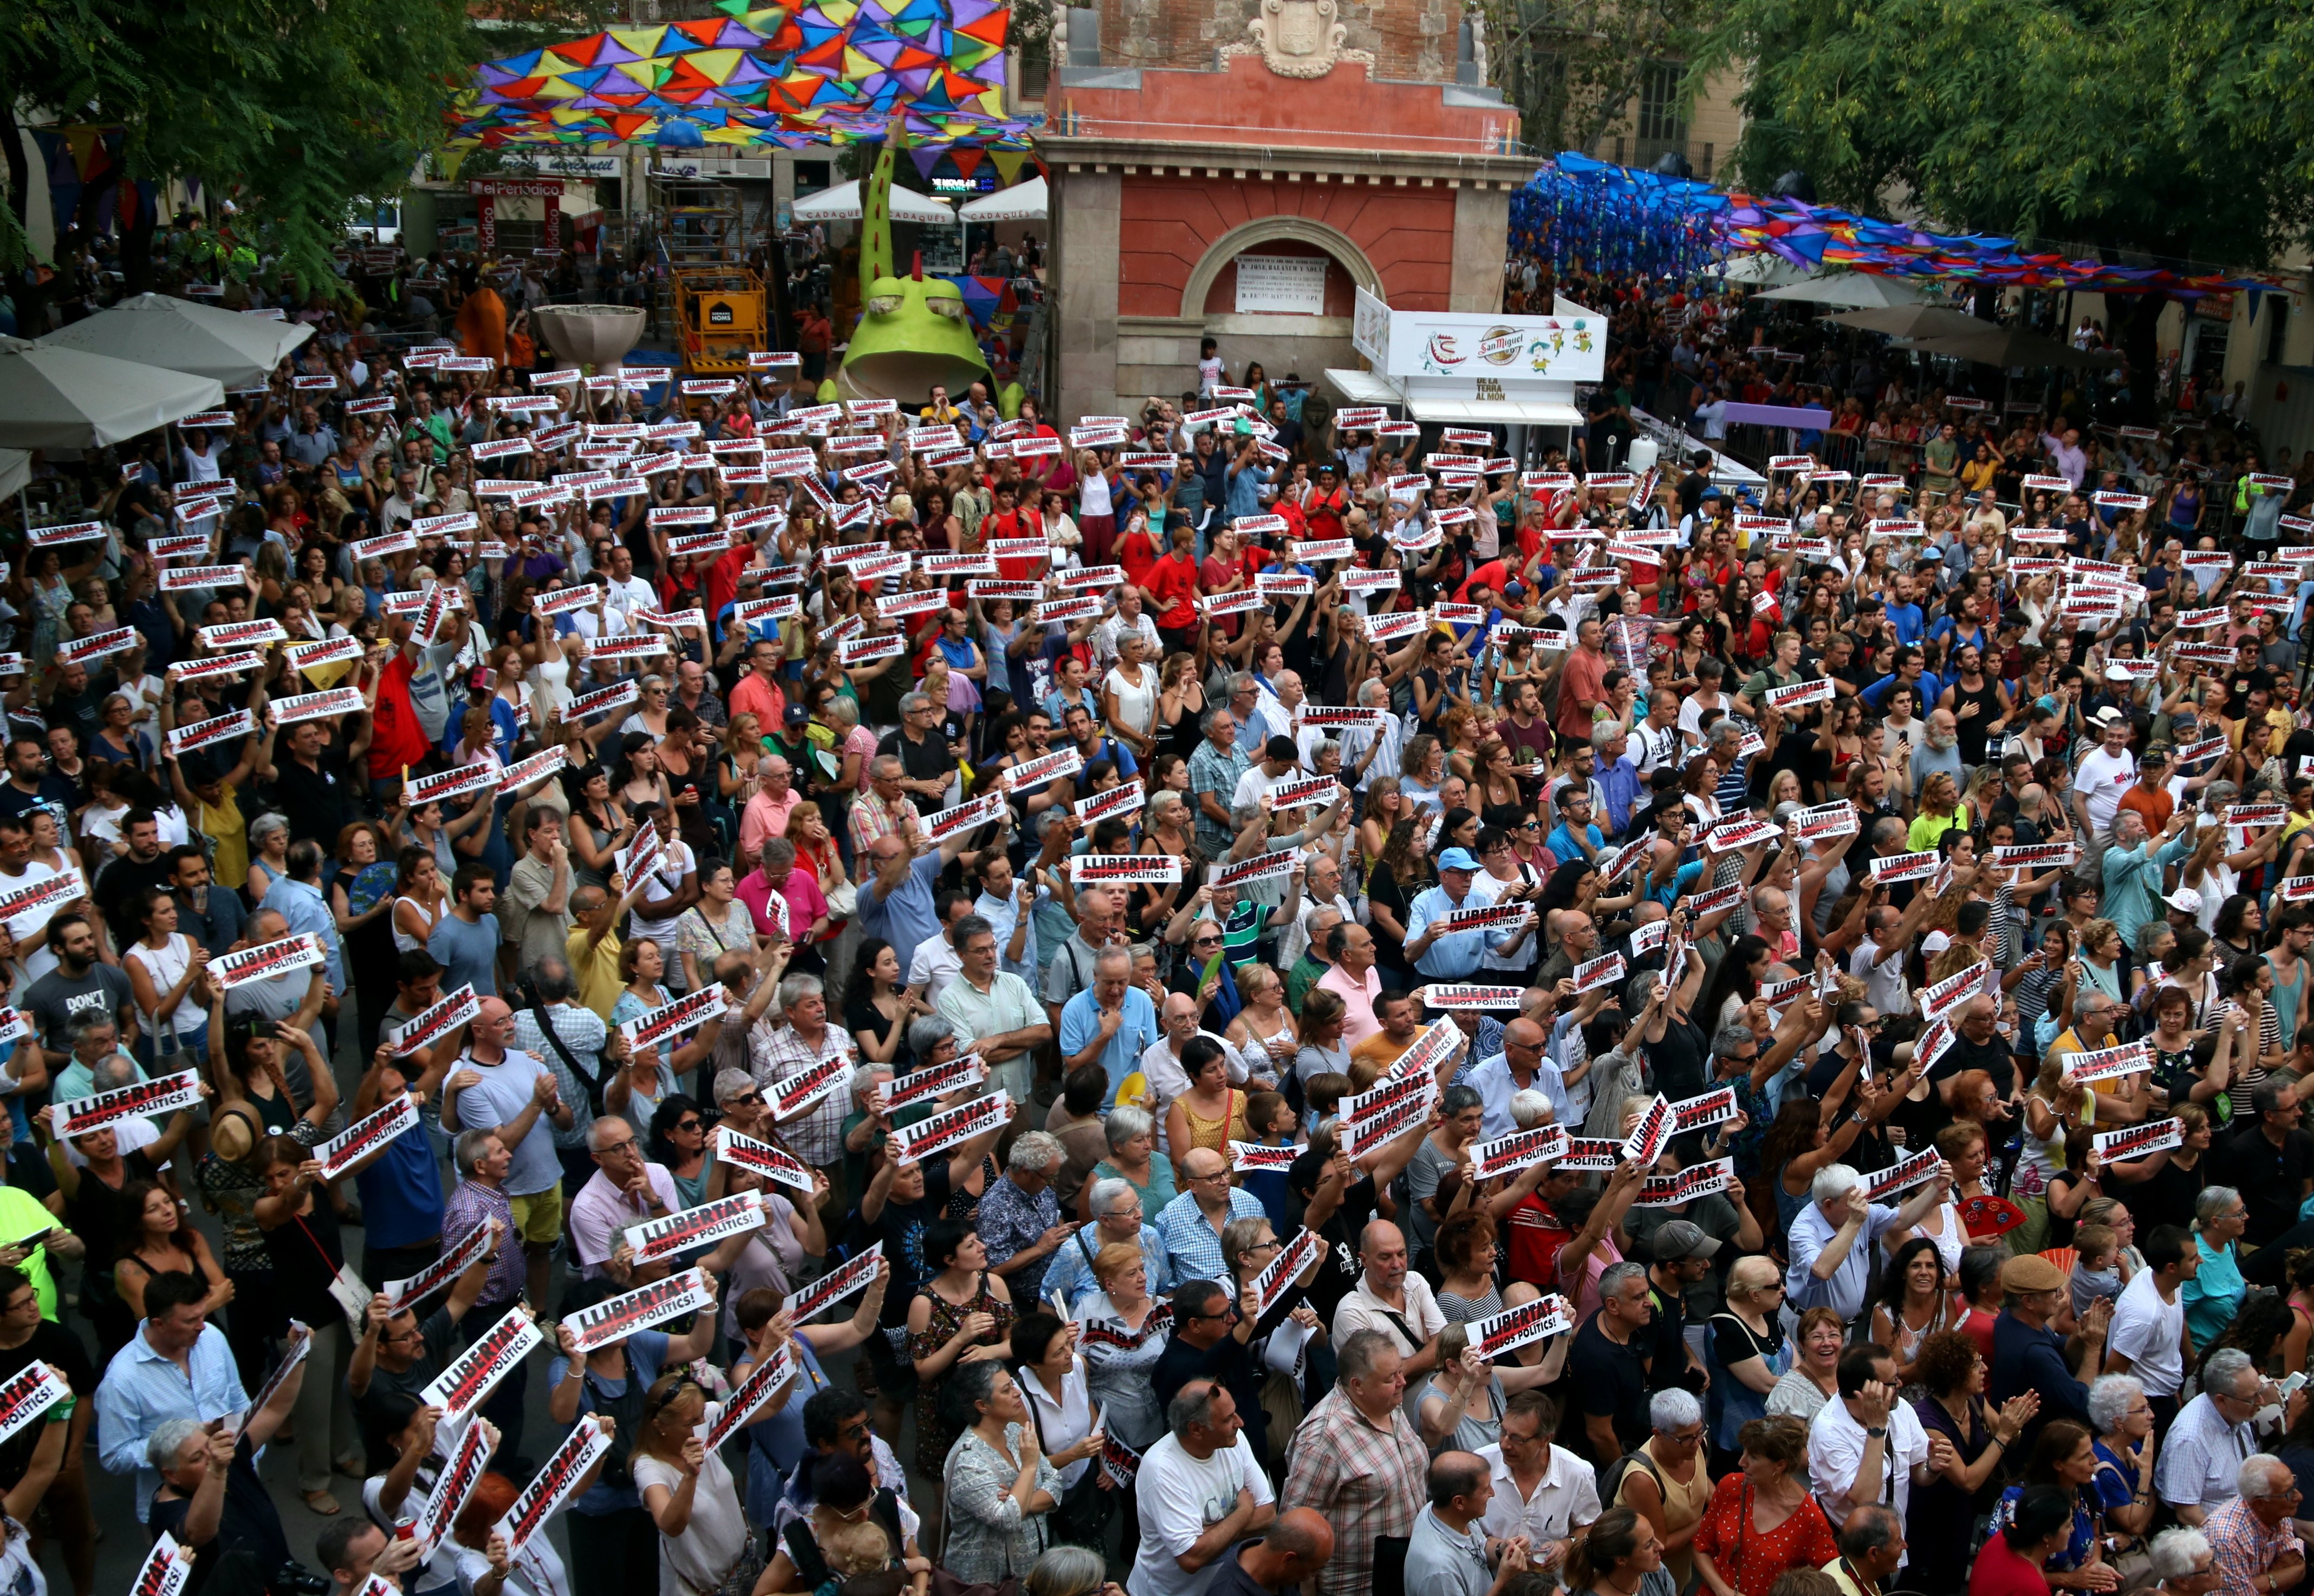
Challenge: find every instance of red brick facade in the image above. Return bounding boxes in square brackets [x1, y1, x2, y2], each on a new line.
[1118, 177, 1456, 316]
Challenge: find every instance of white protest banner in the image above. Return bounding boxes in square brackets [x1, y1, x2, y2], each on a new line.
[173, 652, 268, 689]
[27, 520, 107, 548]
[384, 1220, 495, 1308]
[1466, 1294, 1574, 1359]
[131, 1533, 198, 1596]
[786, 1243, 885, 1325]
[0, 1360, 69, 1447]
[1341, 1079, 1436, 1158]
[1914, 1017, 1956, 1075]
[881, 1054, 989, 1113]
[1629, 918, 1672, 959]
[888, 1092, 1012, 1164]
[283, 636, 364, 675]
[1918, 965, 1985, 1024]
[1345, 1067, 1436, 1127]
[1265, 774, 1341, 812]
[1299, 706, 1389, 730]
[1865, 1148, 1945, 1202]
[1685, 881, 1747, 917]
[210, 934, 324, 991]
[566, 679, 641, 722]
[1621, 1095, 1673, 1167]
[1870, 850, 1940, 884]
[1073, 784, 1146, 824]
[1792, 802, 1860, 843]
[60, 627, 139, 666]
[589, 632, 671, 663]
[0, 1010, 28, 1051]
[1670, 1085, 1737, 1132]
[699, 1339, 796, 1451]
[1227, 1141, 1301, 1173]
[1765, 677, 1835, 711]
[315, 1096, 420, 1182]
[1598, 836, 1653, 883]
[268, 687, 365, 727]
[1418, 984, 1526, 1011]
[2064, 1039, 2153, 1085]
[1382, 1019, 1467, 1085]
[158, 564, 249, 593]
[620, 986, 728, 1052]
[405, 760, 500, 807]
[766, 1054, 851, 1122]
[564, 1268, 715, 1353]
[413, 1411, 498, 1553]
[496, 1417, 612, 1556]
[1635, 1159, 1735, 1207]
[1253, 1229, 1325, 1317]
[420, 1306, 543, 1425]
[1069, 854, 1181, 885]
[53, 1069, 204, 1139]
[1707, 816, 1782, 855]
[391, 984, 480, 1059]
[1470, 1125, 1569, 1181]
[922, 793, 1006, 842]
[1212, 847, 1302, 891]
[1572, 952, 1627, 994]
[708, 1129, 816, 1199]
[165, 709, 257, 757]
[2095, 1118, 2183, 1162]
[1559, 1137, 1623, 1171]
[1000, 746, 1083, 793]
[1429, 901, 1531, 936]
[1100, 1436, 1142, 1488]
[1991, 843, 2080, 869]
[497, 746, 569, 792]
[625, 1190, 765, 1266]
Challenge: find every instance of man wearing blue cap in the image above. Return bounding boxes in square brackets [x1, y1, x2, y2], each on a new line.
[1403, 848, 1536, 980]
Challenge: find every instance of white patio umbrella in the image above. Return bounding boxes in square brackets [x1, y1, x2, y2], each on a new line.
[0, 452, 28, 500]
[958, 176, 1046, 223]
[37, 292, 314, 387]
[0, 337, 226, 450]
[790, 180, 955, 225]
[1756, 272, 1926, 309]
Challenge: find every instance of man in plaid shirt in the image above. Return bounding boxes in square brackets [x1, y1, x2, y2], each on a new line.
[2208, 1456, 2307, 1596]
[753, 970, 856, 1201]
[1283, 1328, 1429, 1596]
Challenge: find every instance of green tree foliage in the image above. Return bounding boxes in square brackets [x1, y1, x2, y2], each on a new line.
[1689, 0, 2314, 413]
[1470, 0, 1709, 160]
[0, 0, 475, 295]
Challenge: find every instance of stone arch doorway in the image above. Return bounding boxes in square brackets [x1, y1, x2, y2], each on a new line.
[1178, 215, 1386, 320]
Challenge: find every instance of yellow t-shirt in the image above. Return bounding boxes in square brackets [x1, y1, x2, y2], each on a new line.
[567, 926, 625, 1021]
[200, 785, 248, 896]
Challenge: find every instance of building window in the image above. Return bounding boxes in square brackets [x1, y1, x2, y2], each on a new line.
[1633, 60, 1688, 170]
[2268, 298, 2290, 366]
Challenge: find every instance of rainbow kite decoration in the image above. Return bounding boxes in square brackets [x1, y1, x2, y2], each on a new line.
[444, 0, 1036, 156]
[1512, 152, 2288, 297]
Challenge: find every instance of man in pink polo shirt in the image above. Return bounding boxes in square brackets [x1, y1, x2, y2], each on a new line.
[1317, 922, 1385, 1046]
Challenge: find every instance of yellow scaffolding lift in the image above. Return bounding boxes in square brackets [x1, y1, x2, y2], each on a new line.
[671, 262, 768, 376]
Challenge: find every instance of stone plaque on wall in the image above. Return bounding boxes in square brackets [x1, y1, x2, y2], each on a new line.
[1234, 254, 1329, 315]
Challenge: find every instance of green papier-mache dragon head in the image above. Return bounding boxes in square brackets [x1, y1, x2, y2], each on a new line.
[835, 115, 992, 406]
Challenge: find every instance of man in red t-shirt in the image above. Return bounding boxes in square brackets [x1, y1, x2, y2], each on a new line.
[1141, 524, 1201, 648]
[1554, 618, 1610, 741]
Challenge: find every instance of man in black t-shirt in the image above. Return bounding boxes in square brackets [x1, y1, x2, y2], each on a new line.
[1568, 1259, 1655, 1461]
[1640, 1221, 1718, 1393]
[0, 1265, 91, 1559]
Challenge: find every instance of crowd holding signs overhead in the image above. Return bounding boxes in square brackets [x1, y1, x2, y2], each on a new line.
[6, 241, 2314, 1596]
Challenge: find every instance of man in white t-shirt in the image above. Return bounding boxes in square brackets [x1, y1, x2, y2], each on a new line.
[2074, 710, 2140, 844]
[1130, 1378, 1278, 1596]
[2103, 1223, 2196, 1419]
[599, 544, 658, 623]
[622, 803, 700, 946]
[1808, 1344, 1940, 1560]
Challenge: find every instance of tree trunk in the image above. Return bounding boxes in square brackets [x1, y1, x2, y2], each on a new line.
[0, 96, 53, 338]
[120, 181, 157, 296]
[2106, 291, 2169, 426]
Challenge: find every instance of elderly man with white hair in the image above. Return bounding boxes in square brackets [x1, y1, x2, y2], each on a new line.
[2159, 1347, 2272, 1525]
[2205, 1454, 2307, 1596]
[978, 1131, 1074, 1306]
[1334, 678, 1405, 793]
[1042, 1173, 1175, 1309]
[1140, 991, 1252, 1139]
[1154, 1145, 1270, 1287]
[2148, 1526, 2220, 1596]
[1784, 1160, 1953, 1323]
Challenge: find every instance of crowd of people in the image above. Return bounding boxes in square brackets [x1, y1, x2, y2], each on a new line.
[1, 248, 2313, 1596]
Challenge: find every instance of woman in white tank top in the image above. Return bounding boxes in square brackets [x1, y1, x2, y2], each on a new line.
[391, 850, 446, 953]
[123, 891, 209, 1057]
